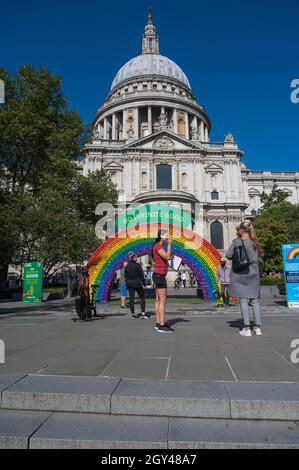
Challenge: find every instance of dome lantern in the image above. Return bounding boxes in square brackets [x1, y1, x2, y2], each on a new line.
[142, 7, 160, 55]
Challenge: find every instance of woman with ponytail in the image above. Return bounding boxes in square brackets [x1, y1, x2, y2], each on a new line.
[152, 229, 174, 333]
[226, 221, 264, 337]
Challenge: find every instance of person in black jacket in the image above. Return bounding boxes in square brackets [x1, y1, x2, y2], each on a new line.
[125, 252, 147, 319]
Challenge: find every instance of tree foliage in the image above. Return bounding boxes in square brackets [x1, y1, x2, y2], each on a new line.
[259, 184, 289, 213]
[253, 185, 299, 270]
[0, 65, 117, 284]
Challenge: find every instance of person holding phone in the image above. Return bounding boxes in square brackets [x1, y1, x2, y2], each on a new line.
[152, 230, 174, 333]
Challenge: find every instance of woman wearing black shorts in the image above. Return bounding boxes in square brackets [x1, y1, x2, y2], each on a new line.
[152, 230, 173, 333]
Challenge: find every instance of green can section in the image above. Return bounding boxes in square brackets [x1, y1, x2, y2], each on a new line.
[23, 262, 43, 304]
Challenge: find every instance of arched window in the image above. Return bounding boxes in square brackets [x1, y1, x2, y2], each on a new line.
[182, 173, 188, 189]
[156, 164, 172, 190]
[210, 221, 224, 250]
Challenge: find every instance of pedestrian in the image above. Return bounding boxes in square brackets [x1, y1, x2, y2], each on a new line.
[174, 274, 180, 289]
[226, 221, 264, 337]
[181, 270, 187, 288]
[189, 272, 194, 288]
[125, 252, 147, 319]
[216, 258, 231, 307]
[119, 262, 128, 309]
[152, 229, 174, 333]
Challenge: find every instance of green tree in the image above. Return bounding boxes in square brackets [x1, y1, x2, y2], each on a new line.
[252, 186, 299, 270]
[0, 65, 83, 193]
[0, 65, 117, 288]
[259, 184, 289, 213]
[260, 200, 299, 243]
[254, 216, 289, 270]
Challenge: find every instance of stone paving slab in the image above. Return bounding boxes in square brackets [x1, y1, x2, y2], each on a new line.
[167, 353, 234, 381]
[168, 417, 299, 449]
[225, 381, 299, 421]
[2, 375, 120, 413]
[40, 349, 119, 376]
[0, 339, 83, 374]
[0, 375, 26, 395]
[219, 343, 299, 382]
[111, 378, 230, 418]
[29, 413, 169, 449]
[0, 409, 51, 449]
[101, 354, 170, 380]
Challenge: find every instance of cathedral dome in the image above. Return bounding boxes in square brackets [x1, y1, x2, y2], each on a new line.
[111, 53, 191, 91]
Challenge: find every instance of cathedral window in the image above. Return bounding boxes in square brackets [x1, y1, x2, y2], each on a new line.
[211, 189, 219, 200]
[210, 221, 224, 250]
[156, 164, 172, 190]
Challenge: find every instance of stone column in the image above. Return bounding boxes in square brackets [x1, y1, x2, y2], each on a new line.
[112, 113, 116, 140]
[104, 118, 107, 140]
[173, 108, 178, 134]
[205, 125, 209, 142]
[191, 115, 197, 139]
[200, 120, 204, 142]
[192, 115, 197, 130]
[148, 106, 152, 134]
[135, 108, 139, 139]
[185, 112, 189, 140]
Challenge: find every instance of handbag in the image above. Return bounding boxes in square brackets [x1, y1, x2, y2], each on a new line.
[232, 239, 250, 273]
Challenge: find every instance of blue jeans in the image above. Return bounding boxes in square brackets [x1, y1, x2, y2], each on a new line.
[221, 284, 230, 305]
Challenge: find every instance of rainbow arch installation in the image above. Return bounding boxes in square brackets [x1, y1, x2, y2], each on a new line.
[86, 222, 221, 302]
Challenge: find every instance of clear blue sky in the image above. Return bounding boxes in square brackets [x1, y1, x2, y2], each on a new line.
[1, 0, 298, 170]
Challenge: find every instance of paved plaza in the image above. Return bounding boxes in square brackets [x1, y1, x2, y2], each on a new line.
[0, 296, 299, 382]
[1, 295, 299, 449]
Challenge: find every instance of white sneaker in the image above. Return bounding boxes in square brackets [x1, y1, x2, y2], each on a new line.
[254, 327, 262, 336]
[141, 313, 148, 319]
[239, 328, 252, 337]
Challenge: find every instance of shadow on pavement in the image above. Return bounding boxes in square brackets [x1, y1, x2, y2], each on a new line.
[227, 319, 244, 329]
[167, 318, 191, 326]
[227, 319, 258, 329]
[274, 300, 288, 307]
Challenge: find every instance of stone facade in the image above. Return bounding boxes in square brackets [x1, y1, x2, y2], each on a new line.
[81, 11, 299, 253]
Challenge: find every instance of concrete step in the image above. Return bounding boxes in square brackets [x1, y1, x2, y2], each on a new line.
[1, 374, 299, 422]
[0, 409, 298, 449]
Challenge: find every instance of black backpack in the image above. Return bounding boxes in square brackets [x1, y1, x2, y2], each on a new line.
[232, 240, 250, 273]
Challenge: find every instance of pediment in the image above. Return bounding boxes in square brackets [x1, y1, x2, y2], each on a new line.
[103, 160, 124, 171]
[248, 187, 261, 195]
[205, 163, 224, 173]
[124, 131, 201, 151]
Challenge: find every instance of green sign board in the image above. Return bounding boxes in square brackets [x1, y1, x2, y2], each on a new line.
[23, 262, 43, 304]
[116, 204, 193, 231]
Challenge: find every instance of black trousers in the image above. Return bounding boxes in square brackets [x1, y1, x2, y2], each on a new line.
[127, 283, 145, 314]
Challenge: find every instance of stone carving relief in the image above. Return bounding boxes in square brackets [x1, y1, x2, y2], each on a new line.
[93, 129, 100, 139]
[158, 112, 168, 131]
[153, 137, 175, 149]
[190, 126, 199, 140]
[127, 127, 135, 139]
